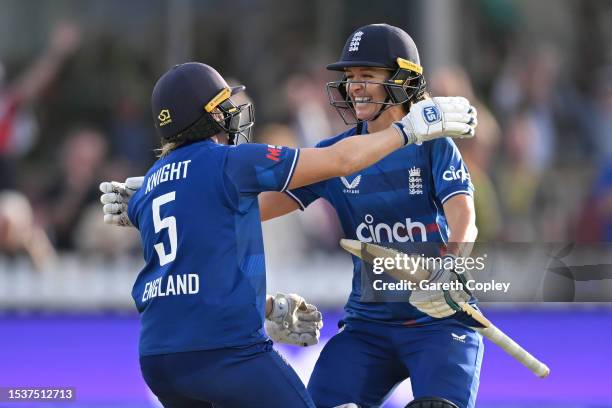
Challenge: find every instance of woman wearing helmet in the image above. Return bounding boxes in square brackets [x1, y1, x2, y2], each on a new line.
[104, 61, 476, 408]
[259, 24, 483, 408]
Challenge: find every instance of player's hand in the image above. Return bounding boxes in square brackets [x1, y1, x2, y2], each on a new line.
[409, 254, 472, 319]
[99, 176, 144, 227]
[265, 293, 323, 347]
[393, 97, 477, 145]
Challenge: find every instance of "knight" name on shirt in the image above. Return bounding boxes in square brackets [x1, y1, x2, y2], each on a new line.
[145, 160, 192, 194]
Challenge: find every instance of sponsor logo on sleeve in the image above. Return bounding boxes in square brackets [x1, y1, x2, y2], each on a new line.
[266, 145, 282, 162]
[442, 165, 470, 182]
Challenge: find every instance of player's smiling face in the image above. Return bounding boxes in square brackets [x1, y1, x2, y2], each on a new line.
[345, 67, 391, 120]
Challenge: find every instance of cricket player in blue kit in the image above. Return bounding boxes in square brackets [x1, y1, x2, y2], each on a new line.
[257, 25, 484, 408]
[100, 60, 477, 408]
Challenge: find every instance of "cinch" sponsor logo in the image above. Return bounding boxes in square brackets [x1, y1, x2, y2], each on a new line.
[355, 214, 428, 243]
[442, 165, 470, 182]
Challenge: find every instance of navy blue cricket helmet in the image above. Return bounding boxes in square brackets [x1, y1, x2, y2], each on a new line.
[326, 24, 426, 124]
[151, 62, 254, 145]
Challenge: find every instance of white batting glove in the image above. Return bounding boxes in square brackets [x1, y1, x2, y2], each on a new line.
[99, 176, 144, 227]
[394, 97, 477, 146]
[409, 255, 472, 319]
[265, 293, 323, 347]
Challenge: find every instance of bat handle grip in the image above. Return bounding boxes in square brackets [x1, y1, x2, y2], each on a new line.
[475, 325, 550, 378]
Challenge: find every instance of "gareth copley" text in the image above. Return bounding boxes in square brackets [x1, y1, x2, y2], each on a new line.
[372, 279, 510, 293]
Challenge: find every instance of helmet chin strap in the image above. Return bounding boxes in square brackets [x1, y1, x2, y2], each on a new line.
[366, 95, 392, 123]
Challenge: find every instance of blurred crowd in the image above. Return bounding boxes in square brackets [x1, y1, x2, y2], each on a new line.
[0, 4, 610, 272]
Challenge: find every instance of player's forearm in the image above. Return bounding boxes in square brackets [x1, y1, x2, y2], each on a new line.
[331, 126, 405, 176]
[443, 195, 478, 257]
[288, 126, 404, 190]
[289, 97, 477, 190]
[446, 226, 477, 258]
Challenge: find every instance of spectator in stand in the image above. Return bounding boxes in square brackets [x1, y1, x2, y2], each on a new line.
[496, 109, 543, 240]
[43, 127, 108, 251]
[430, 66, 503, 241]
[0, 22, 80, 189]
[0, 190, 56, 270]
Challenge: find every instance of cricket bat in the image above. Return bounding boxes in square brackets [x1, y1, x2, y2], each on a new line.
[340, 239, 551, 378]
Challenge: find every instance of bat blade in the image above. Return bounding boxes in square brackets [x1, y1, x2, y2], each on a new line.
[339, 239, 430, 282]
[339, 239, 364, 259]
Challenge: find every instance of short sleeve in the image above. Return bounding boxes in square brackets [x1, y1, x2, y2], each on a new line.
[283, 131, 354, 210]
[285, 181, 326, 210]
[224, 143, 300, 194]
[431, 138, 474, 204]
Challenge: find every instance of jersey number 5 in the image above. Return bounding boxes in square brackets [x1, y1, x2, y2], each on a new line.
[152, 191, 177, 266]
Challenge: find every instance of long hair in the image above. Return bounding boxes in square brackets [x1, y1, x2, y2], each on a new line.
[156, 140, 185, 158]
[155, 112, 223, 157]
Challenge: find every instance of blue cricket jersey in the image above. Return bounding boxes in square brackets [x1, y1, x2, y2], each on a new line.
[286, 122, 474, 324]
[128, 139, 299, 356]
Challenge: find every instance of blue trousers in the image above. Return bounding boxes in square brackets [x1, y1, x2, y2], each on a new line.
[140, 340, 315, 408]
[307, 318, 484, 408]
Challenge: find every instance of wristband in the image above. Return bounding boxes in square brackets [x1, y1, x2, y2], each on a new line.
[392, 122, 411, 146]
